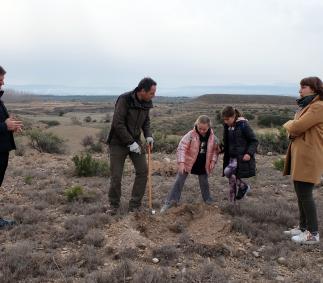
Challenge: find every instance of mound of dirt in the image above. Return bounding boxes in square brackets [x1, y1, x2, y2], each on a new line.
[104, 204, 238, 254]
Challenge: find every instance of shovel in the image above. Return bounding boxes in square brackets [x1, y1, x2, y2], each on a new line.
[147, 144, 155, 215]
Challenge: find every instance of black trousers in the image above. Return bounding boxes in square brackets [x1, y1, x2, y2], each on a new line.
[0, 152, 9, 187]
[294, 181, 318, 233]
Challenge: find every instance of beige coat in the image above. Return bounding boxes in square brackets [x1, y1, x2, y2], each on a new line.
[283, 95, 323, 184]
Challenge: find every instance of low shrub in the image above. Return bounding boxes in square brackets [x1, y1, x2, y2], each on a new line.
[72, 153, 109, 177]
[84, 116, 92, 123]
[153, 132, 181, 153]
[39, 120, 60, 127]
[273, 158, 285, 172]
[257, 128, 289, 154]
[27, 129, 66, 154]
[258, 114, 291, 128]
[64, 186, 84, 202]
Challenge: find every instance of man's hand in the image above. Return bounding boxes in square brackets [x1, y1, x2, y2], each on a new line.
[128, 142, 141, 154]
[242, 154, 251, 161]
[146, 137, 154, 149]
[5, 117, 23, 132]
[210, 160, 216, 171]
[178, 163, 185, 174]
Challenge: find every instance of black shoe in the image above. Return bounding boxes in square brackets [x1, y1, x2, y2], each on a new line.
[236, 185, 251, 200]
[0, 218, 16, 229]
[128, 206, 143, 213]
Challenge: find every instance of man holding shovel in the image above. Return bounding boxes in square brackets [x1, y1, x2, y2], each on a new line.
[107, 77, 156, 214]
[0, 66, 23, 228]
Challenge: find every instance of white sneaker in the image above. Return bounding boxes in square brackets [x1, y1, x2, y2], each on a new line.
[291, 231, 320, 245]
[283, 227, 303, 236]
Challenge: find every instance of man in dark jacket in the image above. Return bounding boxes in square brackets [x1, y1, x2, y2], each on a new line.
[0, 65, 23, 228]
[107, 77, 156, 213]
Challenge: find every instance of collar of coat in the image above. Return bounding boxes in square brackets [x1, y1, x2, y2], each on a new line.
[297, 95, 321, 118]
[130, 91, 153, 110]
[225, 117, 248, 130]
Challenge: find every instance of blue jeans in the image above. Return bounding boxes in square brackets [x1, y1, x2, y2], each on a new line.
[165, 172, 212, 204]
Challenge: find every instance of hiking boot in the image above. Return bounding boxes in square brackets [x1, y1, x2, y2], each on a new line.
[0, 218, 16, 229]
[283, 226, 303, 236]
[291, 231, 320, 245]
[236, 185, 250, 200]
[128, 206, 144, 213]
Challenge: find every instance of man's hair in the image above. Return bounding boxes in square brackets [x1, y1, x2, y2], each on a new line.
[136, 77, 157, 92]
[0, 66, 6, 75]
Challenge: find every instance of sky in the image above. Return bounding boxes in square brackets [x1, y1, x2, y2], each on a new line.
[1, 0, 323, 93]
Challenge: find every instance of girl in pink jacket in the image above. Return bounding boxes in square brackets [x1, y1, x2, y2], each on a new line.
[160, 115, 220, 213]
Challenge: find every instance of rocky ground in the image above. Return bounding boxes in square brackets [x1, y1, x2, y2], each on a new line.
[0, 148, 322, 282]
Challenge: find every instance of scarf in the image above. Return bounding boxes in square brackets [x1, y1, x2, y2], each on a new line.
[296, 94, 317, 109]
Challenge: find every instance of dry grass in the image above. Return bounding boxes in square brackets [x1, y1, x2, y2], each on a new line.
[0, 98, 322, 282]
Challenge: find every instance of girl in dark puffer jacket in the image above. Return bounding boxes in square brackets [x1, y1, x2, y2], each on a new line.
[221, 106, 258, 202]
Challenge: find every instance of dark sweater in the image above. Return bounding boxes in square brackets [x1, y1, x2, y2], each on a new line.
[0, 92, 16, 153]
[191, 127, 210, 175]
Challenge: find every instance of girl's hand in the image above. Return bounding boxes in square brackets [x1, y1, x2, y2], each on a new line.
[210, 161, 216, 171]
[243, 154, 251, 161]
[178, 163, 185, 174]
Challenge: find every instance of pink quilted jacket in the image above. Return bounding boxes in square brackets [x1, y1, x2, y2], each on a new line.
[176, 128, 220, 174]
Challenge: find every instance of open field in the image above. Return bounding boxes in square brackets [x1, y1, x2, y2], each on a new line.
[1, 94, 322, 282]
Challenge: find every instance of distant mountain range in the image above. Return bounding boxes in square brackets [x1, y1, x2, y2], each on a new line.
[5, 84, 299, 97]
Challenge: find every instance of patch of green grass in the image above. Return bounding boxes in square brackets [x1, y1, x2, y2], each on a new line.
[273, 158, 285, 172]
[24, 175, 33, 185]
[64, 186, 84, 202]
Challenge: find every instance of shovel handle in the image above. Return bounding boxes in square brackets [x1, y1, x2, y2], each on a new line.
[147, 144, 152, 210]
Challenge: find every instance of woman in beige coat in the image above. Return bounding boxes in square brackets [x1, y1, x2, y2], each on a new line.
[283, 76, 323, 245]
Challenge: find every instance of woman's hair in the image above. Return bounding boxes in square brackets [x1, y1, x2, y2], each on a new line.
[194, 115, 211, 127]
[0, 66, 6, 76]
[300, 76, 323, 100]
[221, 106, 242, 119]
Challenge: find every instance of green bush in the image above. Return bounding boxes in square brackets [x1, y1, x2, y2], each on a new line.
[39, 120, 60, 127]
[72, 153, 109, 177]
[153, 132, 181, 153]
[27, 129, 66, 154]
[24, 175, 33, 185]
[244, 112, 255, 120]
[257, 128, 289, 154]
[258, 114, 291, 128]
[84, 116, 92, 123]
[273, 158, 285, 172]
[215, 110, 222, 123]
[64, 186, 84, 202]
[89, 142, 104, 153]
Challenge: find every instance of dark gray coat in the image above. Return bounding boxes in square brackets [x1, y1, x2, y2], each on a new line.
[107, 91, 153, 146]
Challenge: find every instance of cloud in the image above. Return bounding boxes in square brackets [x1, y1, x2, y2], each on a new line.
[1, 0, 322, 86]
